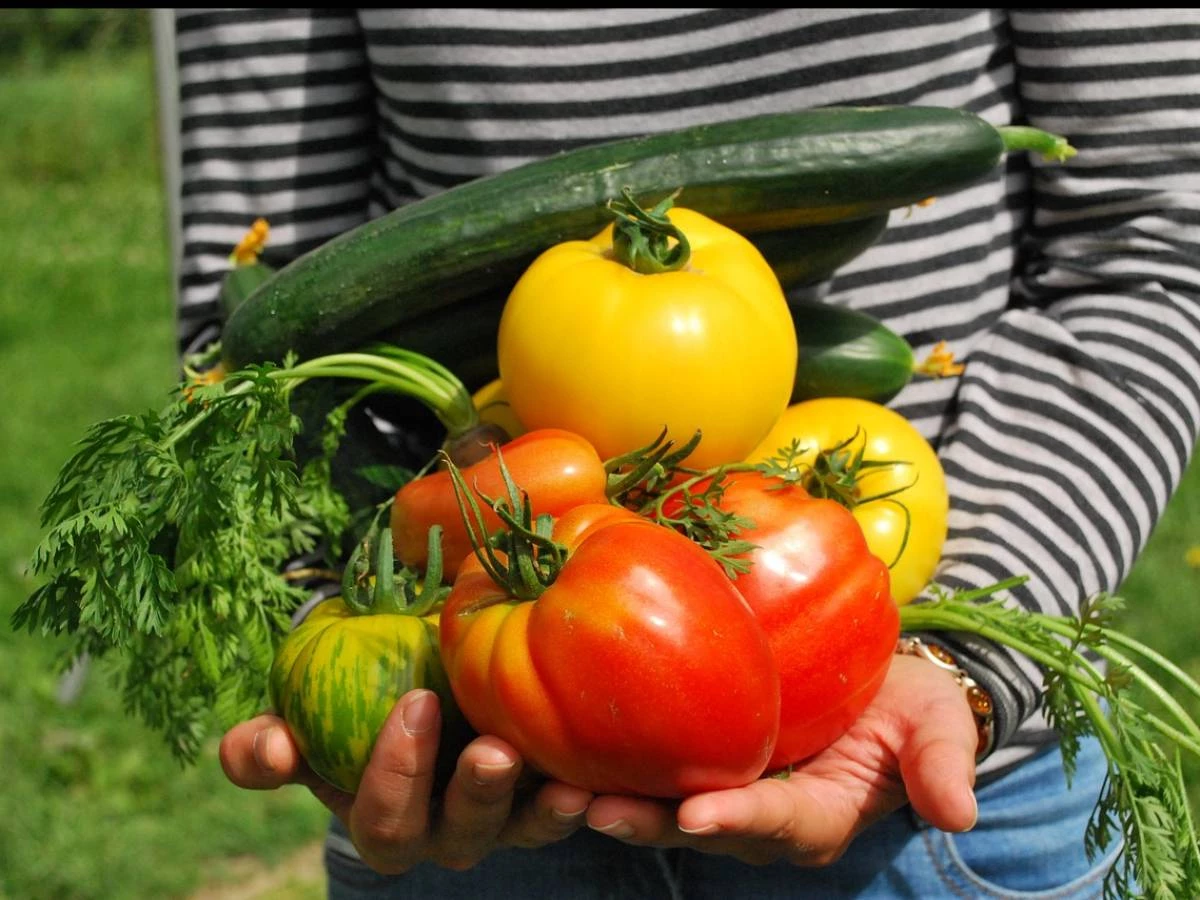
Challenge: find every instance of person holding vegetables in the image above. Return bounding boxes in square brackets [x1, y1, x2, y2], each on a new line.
[174, 8, 1200, 899]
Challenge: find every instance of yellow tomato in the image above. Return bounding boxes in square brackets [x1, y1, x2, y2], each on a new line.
[497, 206, 797, 468]
[471, 378, 526, 440]
[747, 398, 949, 605]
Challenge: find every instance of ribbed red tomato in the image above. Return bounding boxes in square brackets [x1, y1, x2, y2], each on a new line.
[666, 471, 898, 770]
[438, 503, 781, 798]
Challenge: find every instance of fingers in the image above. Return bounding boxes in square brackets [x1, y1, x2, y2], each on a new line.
[586, 794, 683, 847]
[586, 784, 813, 865]
[347, 692, 540, 873]
[223, 695, 591, 876]
[430, 735, 526, 869]
[896, 702, 979, 833]
[677, 775, 845, 865]
[348, 689, 444, 871]
[219, 714, 304, 789]
[677, 776, 804, 840]
[218, 713, 356, 821]
[501, 780, 593, 848]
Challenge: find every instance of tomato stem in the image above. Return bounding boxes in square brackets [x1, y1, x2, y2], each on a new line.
[341, 509, 450, 616]
[607, 187, 691, 274]
[442, 450, 567, 600]
[756, 434, 916, 568]
[603, 428, 704, 505]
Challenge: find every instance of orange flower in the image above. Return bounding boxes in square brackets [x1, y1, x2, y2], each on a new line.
[229, 218, 270, 265]
[914, 340, 965, 378]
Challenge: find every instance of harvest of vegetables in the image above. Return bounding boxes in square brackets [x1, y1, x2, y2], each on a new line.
[13, 106, 1200, 898]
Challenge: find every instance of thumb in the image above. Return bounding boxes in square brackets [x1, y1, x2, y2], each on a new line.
[900, 730, 978, 832]
[894, 664, 980, 833]
[219, 714, 305, 789]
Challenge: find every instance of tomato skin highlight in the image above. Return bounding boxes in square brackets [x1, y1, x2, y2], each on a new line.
[390, 428, 608, 581]
[497, 207, 798, 469]
[438, 504, 781, 798]
[665, 472, 899, 770]
[747, 398, 949, 605]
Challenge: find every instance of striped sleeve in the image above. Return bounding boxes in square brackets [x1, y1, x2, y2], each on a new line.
[174, 8, 376, 349]
[166, 9, 1200, 766]
[926, 9, 1200, 762]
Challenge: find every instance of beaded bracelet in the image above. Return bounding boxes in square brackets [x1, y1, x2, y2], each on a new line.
[896, 635, 996, 761]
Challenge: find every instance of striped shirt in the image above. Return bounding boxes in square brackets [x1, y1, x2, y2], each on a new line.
[172, 8, 1200, 776]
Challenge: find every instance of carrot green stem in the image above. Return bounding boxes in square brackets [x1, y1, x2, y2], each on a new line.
[278, 346, 479, 438]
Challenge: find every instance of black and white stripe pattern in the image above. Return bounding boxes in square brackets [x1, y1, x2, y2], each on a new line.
[172, 8, 1200, 772]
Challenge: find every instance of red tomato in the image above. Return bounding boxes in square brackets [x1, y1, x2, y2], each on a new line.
[438, 503, 781, 798]
[391, 428, 609, 581]
[666, 471, 898, 770]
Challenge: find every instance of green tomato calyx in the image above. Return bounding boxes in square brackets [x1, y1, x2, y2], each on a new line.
[342, 515, 448, 617]
[443, 450, 568, 602]
[608, 187, 691, 274]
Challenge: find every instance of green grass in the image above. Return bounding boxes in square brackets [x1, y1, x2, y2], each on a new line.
[1115, 462, 1200, 818]
[1, 41, 1198, 900]
[0, 52, 328, 900]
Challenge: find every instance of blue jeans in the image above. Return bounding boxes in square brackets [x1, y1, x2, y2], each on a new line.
[325, 737, 1121, 899]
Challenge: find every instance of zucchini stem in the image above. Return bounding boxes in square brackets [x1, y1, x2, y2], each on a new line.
[997, 125, 1077, 163]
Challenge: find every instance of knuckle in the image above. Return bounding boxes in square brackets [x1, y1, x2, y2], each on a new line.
[456, 779, 514, 809]
[788, 840, 848, 868]
[354, 817, 419, 854]
[376, 752, 435, 783]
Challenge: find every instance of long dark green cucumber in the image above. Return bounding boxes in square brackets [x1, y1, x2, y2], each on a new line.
[223, 106, 1068, 368]
[789, 300, 915, 404]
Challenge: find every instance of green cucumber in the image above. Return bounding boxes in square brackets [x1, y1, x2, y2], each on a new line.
[752, 214, 889, 290]
[790, 300, 915, 404]
[222, 107, 1071, 368]
[219, 259, 275, 321]
[375, 290, 507, 392]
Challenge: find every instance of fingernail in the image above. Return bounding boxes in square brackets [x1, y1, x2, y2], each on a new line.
[591, 819, 635, 839]
[551, 805, 587, 824]
[401, 690, 438, 736]
[679, 822, 720, 836]
[962, 790, 979, 832]
[252, 726, 280, 773]
[472, 760, 516, 786]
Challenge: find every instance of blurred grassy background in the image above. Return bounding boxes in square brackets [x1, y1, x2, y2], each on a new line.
[0, 9, 1198, 900]
[0, 11, 327, 900]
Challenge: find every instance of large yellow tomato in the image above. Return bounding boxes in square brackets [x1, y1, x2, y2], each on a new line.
[497, 204, 797, 469]
[747, 398, 949, 605]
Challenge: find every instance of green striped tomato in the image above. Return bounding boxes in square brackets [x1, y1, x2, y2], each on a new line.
[268, 597, 467, 793]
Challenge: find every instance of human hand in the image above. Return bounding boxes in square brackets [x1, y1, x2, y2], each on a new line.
[584, 653, 980, 866]
[218, 688, 594, 873]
